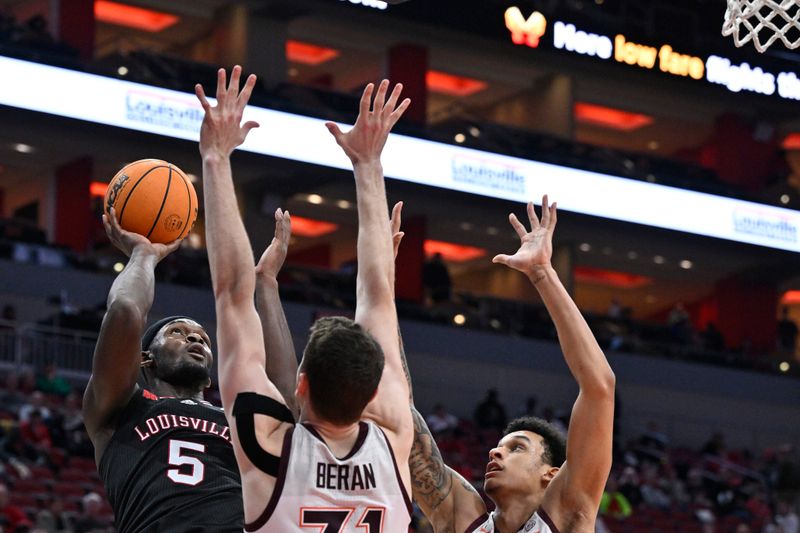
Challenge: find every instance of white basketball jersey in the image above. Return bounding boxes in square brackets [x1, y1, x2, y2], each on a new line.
[246, 421, 411, 532]
[470, 510, 559, 533]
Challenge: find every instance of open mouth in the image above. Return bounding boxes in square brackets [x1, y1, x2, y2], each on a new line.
[187, 345, 206, 360]
[485, 461, 502, 476]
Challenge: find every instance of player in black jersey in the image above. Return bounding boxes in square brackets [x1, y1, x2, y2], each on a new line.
[82, 202, 297, 532]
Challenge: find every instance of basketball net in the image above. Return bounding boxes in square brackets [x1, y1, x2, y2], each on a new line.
[722, 0, 800, 53]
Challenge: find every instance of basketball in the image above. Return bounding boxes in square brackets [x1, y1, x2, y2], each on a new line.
[104, 159, 198, 244]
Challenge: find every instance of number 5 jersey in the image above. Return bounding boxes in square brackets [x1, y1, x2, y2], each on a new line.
[98, 388, 243, 533]
[245, 420, 412, 532]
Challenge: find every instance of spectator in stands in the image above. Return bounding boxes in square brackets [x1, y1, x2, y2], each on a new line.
[61, 392, 92, 457]
[618, 466, 643, 508]
[599, 475, 633, 519]
[73, 493, 107, 533]
[472, 388, 507, 432]
[19, 409, 52, 457]
[607, 298, 622, 319]
[702, 431, 727, 457]
[638, 420, 669, 453]
[540, 405, 567, 435]
[425, 404, 458, 436]
[0, 372, 25, 414]
[516, 395, 538, 418]
[639, 463, 671, 510]
[668, 301, 692, 344]
[775, 499, 799, 533]
[423, 252, 452, 305]
[702, 321, 726, 351]
[777, 307, 798, 356]
[0, 481, 34, 532]
[18, 391, 51, 423]
[35, 496, 73, 533]
[35, 362, 71, 398]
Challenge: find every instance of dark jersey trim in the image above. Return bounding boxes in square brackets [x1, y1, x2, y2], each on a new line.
[244, 426, 293, 532]
[301, 421, 369, 460]
[232, 392, 294, 477]
[377, 426, 413, 517]
[465, 513, 490, 533]
[538, 508, 560, 533]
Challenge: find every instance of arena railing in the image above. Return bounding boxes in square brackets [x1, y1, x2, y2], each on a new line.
[0, 319, 97, 381]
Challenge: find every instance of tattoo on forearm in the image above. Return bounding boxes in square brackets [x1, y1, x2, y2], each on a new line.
[530, 273, 546, 285]
[410, 408, 452, 510]
[398, 326, 413, 402]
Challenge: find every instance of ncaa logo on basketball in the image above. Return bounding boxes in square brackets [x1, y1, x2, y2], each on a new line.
[164, 214, 183, 232]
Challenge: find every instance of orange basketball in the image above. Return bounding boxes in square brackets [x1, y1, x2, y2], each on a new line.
[104, 159, 198, 244]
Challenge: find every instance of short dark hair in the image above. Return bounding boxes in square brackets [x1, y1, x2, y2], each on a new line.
[504, 416, 567, 467]
[300, 316, 384, 425]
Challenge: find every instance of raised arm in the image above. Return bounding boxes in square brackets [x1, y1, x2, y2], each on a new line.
[255, 208, 299, 418]
[493, 196, 615, 523]
[389, 203, 487, 531]
[325, 81, 413, 446]
[196, 68, 291, 517]
[83, 209, 180, 448]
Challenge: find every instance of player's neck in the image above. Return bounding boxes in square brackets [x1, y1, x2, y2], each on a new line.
[492, 493, 540, 533]
[151, 380, 204, 401]
[300, 411, 362, 458]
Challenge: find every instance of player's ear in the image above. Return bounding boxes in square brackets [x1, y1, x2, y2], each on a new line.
[295, 372, 309, 398]
[541, 466, 559, 487]
[140, 351, 154, 367]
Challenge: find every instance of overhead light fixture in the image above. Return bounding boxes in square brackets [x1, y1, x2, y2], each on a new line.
[307, 194, 323, 205]
[653, 255, 665, 264]
[780, 290, 800, 304]
[13, 143, 34, 153]
[779, 361, 790, 372]
[578, 243, 591, 252]
[627, 251, 638, 260]
[782, 133, 800, 150]
[117, 66, 129, 76]
[453, 314, 466, 326]
[90, 182, 109, 197]
[679, 259, 693, 269]
[286, 40, 340, 66]
[424, 239, 486, 262]
[336, 200, 352, 209]
[454, 133, 466, 144]
[574, 266, 653, 289]
[113, 262, 125, 273]
[574, 102, 653, 131]
[95, 0, 179, 32]
[781, 194, 790, 205]
[426, 70, 488, 97]
[459, 222, 473, 231]
[290, 215, 338, 238]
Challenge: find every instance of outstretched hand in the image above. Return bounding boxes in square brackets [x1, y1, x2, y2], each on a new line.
[390, 201, 404, 259]
[325, 80, 411, 166]
[492, 195, 557, 277]
[103, 207, 181, 261]
[195, 65, 259, 160]
[256, 208, 292, 281]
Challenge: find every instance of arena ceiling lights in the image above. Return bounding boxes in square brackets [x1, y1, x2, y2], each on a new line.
[94, 1, 179, 32]
[1, 55, 799, 253]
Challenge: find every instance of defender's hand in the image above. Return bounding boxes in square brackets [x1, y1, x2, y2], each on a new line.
[256, 208, 292, 281]
[390, 201, 405, 259]
[103, 207, 180, 261]
[325, 80, 410, 166]
[195, 66, 259, 160]
[492, 195, 557, 277]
